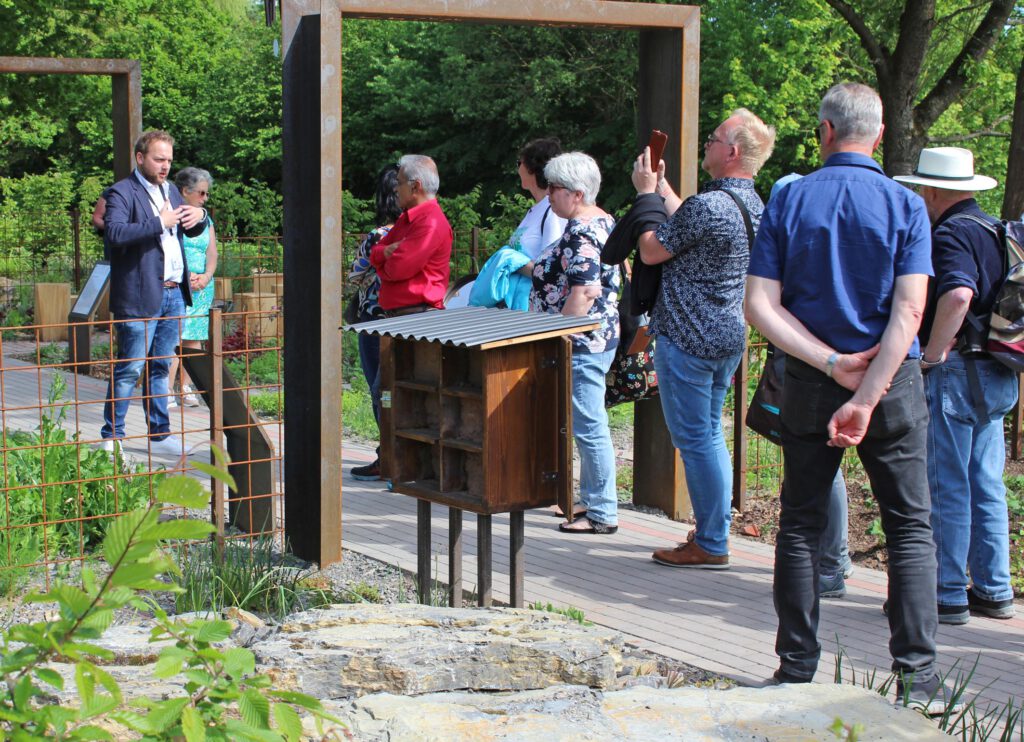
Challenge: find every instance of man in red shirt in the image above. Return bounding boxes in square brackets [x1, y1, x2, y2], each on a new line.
[353, 155, 452, 482]
[370, 154, 453, 314]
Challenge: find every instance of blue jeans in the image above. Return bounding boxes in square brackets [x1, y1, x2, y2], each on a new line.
[775, 357, 936, 683]
[926, 352, 1017, 606]
[653, 338, 742, 556]
[101, 287, 185, 441]
[357, 311, 381, 428]
[571, 349, 617, 526]
[819, 470, 850, 576]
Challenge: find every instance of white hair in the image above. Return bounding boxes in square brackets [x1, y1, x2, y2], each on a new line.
[819, 83, 882, 145]
[399, 154, 439, 196]
[543, 152, 601, 205]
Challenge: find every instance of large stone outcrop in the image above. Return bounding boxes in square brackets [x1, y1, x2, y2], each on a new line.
[35, 604, 947, 741]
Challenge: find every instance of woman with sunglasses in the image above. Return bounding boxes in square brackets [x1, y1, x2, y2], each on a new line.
[530, 152, 621, 535]
[168, 166, 217, 407]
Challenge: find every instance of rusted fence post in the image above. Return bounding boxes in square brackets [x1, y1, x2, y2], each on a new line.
[470, 227, 480, 273]
[70, 208, 82, 291]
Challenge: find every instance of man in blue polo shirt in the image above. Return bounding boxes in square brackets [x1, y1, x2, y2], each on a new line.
[895, 148, 1017, 625]
[746, 83, 953, 713]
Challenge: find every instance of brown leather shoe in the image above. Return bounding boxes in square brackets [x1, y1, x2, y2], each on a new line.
[652, 540, 729, 569]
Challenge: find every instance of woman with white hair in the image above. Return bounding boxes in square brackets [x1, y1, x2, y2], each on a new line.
[168, 166, 217, 407]
[530, 152, 621, 534]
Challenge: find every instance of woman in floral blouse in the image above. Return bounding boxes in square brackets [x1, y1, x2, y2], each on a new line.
[529, 152, 620, 534]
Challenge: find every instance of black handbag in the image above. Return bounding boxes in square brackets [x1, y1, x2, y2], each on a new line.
[745, 344, 785, 444]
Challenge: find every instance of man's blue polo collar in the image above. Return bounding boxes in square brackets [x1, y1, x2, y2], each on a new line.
[822, 151, 884, 173]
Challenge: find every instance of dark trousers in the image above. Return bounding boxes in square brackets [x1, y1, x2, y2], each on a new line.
[774, 357, 937, 683]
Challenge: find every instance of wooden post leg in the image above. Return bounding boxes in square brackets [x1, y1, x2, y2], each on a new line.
[510, 511, 524, 608]
[417, 499, 431, 605]
[449, 507, 462, 608]
[477, 513, 492, 607]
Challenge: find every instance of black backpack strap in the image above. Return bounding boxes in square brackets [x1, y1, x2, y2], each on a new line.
[720, 188, 756, 248]
[539, 204, 551, 237]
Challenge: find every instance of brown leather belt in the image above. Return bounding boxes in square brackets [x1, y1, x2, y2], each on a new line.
[163, 280, 179, 288]
[383, 303, 437, 318]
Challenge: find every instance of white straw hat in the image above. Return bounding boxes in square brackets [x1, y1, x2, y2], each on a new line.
[894, 147, 997, 191]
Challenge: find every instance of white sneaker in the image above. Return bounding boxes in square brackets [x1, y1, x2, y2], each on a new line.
[182, 385, 200, 407]
[167, 396, 179, 408]
[149, 435, 185, 456]
[99, 438, 118, 453]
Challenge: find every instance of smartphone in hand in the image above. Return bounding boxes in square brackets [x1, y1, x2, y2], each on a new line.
[647, 129, 668, 171]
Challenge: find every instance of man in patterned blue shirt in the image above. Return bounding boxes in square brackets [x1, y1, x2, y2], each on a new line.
[745, 83, 955, 714]
[632, 108, 775, 568]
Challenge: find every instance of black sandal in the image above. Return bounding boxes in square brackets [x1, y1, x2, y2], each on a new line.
[559, 517, 618, 535]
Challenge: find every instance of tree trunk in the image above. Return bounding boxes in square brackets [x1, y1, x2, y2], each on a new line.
[880, 87, 929, 176]
[1003, 53, 1024, 221]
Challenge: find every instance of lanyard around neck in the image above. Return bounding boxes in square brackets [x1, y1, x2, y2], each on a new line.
[144, 184, 175, 237]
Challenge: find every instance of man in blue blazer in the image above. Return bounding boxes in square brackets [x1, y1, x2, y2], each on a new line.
[100, 130, 206, 456]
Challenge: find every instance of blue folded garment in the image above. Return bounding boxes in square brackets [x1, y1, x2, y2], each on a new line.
[468, 247, 532, 311]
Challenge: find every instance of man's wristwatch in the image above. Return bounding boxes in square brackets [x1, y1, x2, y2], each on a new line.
[920, 352, 947, 369]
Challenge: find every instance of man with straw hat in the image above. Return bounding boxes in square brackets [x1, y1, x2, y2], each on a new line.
[895, 147, 1017, 625]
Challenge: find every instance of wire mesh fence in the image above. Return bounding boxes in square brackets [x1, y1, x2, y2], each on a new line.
[3, 216, 1023, 592]
[0, 303, 284, 595]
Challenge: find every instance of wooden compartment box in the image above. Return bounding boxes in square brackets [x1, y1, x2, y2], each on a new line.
[364, 307, 599, 516]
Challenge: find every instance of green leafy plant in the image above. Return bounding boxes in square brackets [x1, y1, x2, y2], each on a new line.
[829, 717, 864, 741]
[866, 518, 886, 548]
[1, 376, 159, 577]
[1005, 476, 1024, 595]
[0, 446, 342, 740]
[249, 391, 283, 419]
[528, 601, 591, 626]
[341, 581, 381, 604]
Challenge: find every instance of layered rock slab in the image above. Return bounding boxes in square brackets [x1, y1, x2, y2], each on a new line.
[257, 604, 624, 698]
[331, 683, 949, 741]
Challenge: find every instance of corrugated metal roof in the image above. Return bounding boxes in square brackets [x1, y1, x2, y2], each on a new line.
[343, 306, 599, 348]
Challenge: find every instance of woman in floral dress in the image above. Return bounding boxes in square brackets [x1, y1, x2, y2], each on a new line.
[168, 167, 217, 407]
[529, 152, 620, 534]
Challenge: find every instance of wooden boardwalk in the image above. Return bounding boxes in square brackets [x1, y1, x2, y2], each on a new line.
[340, 440, 1024, 711]
[3, 351, 1021, 716]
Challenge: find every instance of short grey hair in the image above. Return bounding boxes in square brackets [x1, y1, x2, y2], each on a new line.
[819, 83, 882, 145]
[399, 154, 439, 197]
[725, 108, 776, 176]
[174, 166, 213, 193]
[543, 152, 601, 206]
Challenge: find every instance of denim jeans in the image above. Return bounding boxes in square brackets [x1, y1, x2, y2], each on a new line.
[101, 287, 185, 441]
[926, 351, 1017, 606]
[819, 470, 850, 576]
[571, 348, 617, 526]
[357, 311, 382, 428]
[775, 357, 936, 683]
[653, 337, 742, 556]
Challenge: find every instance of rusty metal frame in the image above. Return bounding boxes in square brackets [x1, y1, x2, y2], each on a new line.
[280, 0, 700, 566]
[0, 57, 142, 181]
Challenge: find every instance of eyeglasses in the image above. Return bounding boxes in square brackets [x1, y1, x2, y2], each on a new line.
[705, 133, 726, 147]
[193, 190, 209, 197]
[814, 120, 831, 143]
[548, 183, 570, 193]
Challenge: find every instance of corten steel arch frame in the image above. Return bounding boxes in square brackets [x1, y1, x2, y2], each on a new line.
[0, 57, 142, 181]
[280, 0, 700, 566]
